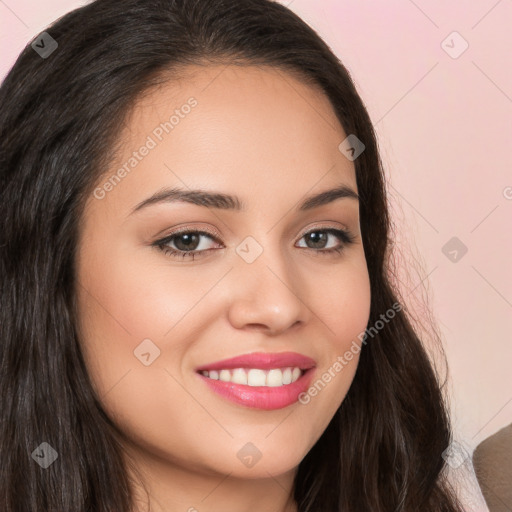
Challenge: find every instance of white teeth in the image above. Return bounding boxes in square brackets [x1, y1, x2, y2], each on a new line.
[219, 369, 231, 382]
[266, 369, 284, 387]
[200, 367, 304, 387]
[247, 369, 266, 386]
[282, 367, 292, 385]
[231, 368, 248, 385]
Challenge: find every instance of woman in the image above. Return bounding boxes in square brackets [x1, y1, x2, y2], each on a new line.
[0, 0, 464, 510]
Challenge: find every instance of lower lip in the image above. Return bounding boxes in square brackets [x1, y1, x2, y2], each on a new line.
[196, 369, 315, 410]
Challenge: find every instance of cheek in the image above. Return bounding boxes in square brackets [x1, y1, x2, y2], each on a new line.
[77, 238, 219, 347]
[75, 246, 225, 465]
[314, 255, 372, 347]
[299, 254, 371, 417]
[75, 241, 199, 394]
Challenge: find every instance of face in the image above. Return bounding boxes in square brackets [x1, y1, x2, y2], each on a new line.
[75, 64, 371, 486]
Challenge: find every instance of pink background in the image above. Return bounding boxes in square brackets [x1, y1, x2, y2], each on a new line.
[2, 1, 511, 509]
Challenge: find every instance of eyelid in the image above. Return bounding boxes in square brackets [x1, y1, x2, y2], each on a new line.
[296, 221, 350, 239]
[156, 224, 222, 242]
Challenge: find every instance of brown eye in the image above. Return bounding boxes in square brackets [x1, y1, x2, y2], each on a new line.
[296, 228, 355, 254]
[154, 230, 222, 260]
[172, 233, 202, 251]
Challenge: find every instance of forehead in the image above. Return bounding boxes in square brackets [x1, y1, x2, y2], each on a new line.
[88, 64, 357, 218]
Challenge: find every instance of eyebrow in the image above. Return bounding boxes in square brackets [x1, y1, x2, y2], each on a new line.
[130, 183, 359, 215]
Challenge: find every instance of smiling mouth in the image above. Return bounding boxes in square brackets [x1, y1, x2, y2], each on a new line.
[197, 367, 305, 387]
[196, 366, 315, 410]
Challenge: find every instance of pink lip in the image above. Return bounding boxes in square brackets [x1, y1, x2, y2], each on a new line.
[196, 368, 316, 410]
[195, 351, 317, 410]
[195, 351, 316, 372]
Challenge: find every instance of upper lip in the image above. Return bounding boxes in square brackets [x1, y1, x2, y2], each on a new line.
[195, 351, 316, 372]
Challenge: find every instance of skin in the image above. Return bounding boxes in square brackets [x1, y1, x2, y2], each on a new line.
[75, 64, 371, 512]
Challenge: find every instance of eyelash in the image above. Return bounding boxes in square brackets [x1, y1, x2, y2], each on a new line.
[153, 226, 356, 261]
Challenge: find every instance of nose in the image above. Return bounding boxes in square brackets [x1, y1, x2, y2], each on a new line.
[226, 245, 310, 335]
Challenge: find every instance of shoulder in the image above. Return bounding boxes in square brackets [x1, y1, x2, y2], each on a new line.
[472, 423, 512, 510]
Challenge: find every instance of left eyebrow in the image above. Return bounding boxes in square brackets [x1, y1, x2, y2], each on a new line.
[298, 184, 359, 210]
[129, 184, 359, 215]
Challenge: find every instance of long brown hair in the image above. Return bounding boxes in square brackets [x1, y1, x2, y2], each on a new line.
[0, 0, 464, 510]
